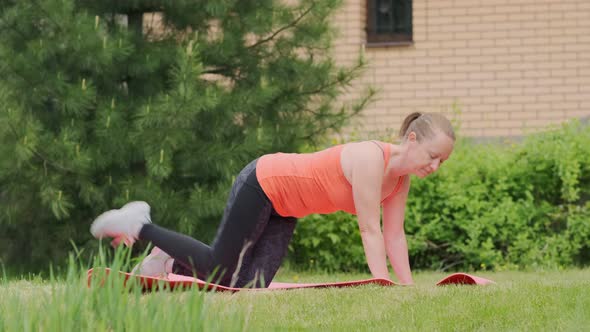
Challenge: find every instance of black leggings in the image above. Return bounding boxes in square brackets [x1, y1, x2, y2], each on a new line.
[138, 159, 297, 288]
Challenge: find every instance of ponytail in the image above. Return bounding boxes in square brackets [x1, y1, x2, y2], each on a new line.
[399, 112, 422, 139]
[398, 112, 455, 142]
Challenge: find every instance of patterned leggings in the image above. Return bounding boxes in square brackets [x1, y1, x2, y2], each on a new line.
[138, 159, 297, 288]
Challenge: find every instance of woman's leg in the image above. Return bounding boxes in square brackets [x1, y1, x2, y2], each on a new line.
[137, 160, 273, 286]
[234, 213, 297, 288]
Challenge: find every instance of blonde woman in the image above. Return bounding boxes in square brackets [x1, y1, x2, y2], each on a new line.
[91, 112, 455, 287]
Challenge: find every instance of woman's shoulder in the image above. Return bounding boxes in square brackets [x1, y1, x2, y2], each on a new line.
[339, 139, 390, 147]
[340, 141, 388, 170]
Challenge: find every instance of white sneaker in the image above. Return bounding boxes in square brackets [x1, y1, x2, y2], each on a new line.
[131, 246, 173, 278]
[90, 201, 152, 247]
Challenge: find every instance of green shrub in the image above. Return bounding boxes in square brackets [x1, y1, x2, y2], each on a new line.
[288, 120, 590, 272]
[288, 212, 366, 272]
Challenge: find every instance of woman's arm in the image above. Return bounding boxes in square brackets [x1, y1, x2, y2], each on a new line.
[382, 176, 414, 285]
[349, 143, 390, 280]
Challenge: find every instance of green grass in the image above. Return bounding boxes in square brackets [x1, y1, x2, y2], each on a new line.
[0, 250, 245, 331]
[1, 262, 589, 331]
[227, 269, 590, 331]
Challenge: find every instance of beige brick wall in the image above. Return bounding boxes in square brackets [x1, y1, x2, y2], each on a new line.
[331, 0, 590, 138]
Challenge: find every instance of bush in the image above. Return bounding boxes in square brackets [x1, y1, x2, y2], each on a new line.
[287, 120, 590, 272]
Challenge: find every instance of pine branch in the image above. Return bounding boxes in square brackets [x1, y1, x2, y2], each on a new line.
[298, 73, 353, 98]
[4, 118, 78, 174]
[201, 2, 322, 83]
[247, 2, 316, 50]
[0, 16, 30, 43]
[296, 89, 374, 141]
[3, 117, 19, 139]
[4, 115, 78, 174]
[285, 58, 366, 101]
[202, 66, 232, 76]
[295, 117, 344, 143]
[30, 0, 65, 36]
[2, 65, 47, 91]
[30, 149, 77, 174]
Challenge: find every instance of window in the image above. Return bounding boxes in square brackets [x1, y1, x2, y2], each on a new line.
[366, 0, 413, 46]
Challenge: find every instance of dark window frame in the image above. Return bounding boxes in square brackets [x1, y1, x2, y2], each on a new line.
[366, 0, 413, 47]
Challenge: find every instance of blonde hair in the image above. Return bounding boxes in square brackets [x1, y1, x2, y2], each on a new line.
[399, 112, 455, 142]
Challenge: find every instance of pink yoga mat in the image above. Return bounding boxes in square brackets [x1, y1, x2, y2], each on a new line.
[87, 268, 494, 292]
[87, 268, 396, 292]
[435, 273, 495, 286]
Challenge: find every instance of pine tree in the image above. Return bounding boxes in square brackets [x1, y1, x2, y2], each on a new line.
[0, 0, 373, 271]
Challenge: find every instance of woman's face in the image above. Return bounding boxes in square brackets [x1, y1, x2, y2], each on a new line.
[405, 130, 454, 178]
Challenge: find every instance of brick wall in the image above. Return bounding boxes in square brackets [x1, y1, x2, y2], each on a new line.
[331, 0, 590, 138]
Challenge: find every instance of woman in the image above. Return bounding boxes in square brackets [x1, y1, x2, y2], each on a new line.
[90, 112, 455, 287]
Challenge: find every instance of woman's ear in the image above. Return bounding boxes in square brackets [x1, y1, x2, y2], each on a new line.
[407, 131, 417, 143]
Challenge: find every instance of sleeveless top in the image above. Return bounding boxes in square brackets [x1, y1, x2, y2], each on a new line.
[255, 141, 404, 218]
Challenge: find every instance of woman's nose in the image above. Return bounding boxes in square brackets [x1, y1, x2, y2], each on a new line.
[431, 159, 440, 171]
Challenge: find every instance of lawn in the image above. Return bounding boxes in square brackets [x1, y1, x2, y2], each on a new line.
[1, 268, 589, 331]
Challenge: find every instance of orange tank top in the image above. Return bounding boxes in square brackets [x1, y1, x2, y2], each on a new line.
[256, 141, 403, 218]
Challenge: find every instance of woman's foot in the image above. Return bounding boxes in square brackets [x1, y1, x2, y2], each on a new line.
[131, 246, 173, 278]
[90, 201, 152, 246]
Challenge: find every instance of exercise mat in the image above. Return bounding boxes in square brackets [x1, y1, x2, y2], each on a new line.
[87, 268, 494, 292]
